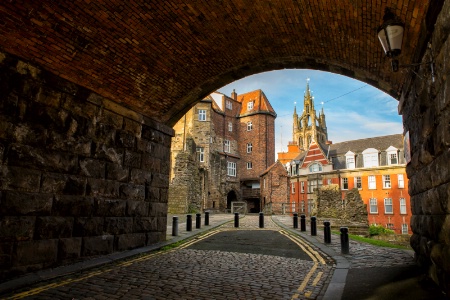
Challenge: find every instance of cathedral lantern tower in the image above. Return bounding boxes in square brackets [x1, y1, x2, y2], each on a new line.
[293, 79, 328, 150]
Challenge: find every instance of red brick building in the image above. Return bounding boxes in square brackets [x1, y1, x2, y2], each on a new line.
[169, 90, 276, 213]
[260, 161, 290, 214]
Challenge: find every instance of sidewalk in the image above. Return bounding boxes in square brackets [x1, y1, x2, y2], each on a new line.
[271, 215, 447, 300]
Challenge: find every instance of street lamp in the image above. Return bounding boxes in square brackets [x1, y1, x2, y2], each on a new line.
[377, 8, 404, 72]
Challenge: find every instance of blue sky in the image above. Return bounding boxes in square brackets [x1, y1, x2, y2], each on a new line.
[217, 69, 404, 155]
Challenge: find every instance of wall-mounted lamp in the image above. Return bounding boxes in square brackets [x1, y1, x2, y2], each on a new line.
[377, 8, 404, 72]
[378, 8, 435, 81]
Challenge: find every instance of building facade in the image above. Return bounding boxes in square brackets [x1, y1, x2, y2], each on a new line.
[169, 90, 276, 213]
[281, 82, 411, 234]
[260, 161, 290, 214]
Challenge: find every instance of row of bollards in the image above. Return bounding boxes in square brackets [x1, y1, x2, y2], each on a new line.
[172, 211, 210, 236]
[292, 213, 349, 254]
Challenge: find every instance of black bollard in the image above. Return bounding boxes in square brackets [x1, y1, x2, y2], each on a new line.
[300, 214, 306, 231]
[205, 211, 210, 226]
[293, 213, 298, 229]
[324, 221, 331, 244]
[234, 212, 239, 228]
[340, 227, 349, 254]
[259, 212, 264, 228]
[186, 214, 192, 231]
[196, 213, 201, 229]
[311, 216, 317, 236]
[172, 216, 179, 236]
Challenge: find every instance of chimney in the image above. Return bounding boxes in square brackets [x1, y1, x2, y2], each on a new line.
[231, 89, 237, 100]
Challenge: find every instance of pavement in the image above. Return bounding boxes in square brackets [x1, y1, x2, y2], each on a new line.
[0, 213, 447, 299]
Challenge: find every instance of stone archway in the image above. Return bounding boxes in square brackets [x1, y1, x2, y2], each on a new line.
[226, 190, 238, 211]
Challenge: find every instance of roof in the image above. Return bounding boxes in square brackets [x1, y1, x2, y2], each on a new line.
[237, 89, 277, 117]
[260, 161, 287, 176]
[328, 134, 403, 156]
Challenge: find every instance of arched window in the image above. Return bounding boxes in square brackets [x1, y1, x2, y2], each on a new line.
[309, 163, 322, 173]
[307, 135, 312, 146]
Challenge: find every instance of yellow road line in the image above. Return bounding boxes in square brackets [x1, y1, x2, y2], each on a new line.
[312, 271, 323, 286]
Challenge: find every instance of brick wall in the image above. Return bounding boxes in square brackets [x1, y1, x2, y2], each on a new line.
[0, 51, 173, 280]
[239, 114, 275, 180]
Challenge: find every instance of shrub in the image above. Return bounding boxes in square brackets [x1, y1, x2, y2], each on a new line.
[369, 224, 395, 236]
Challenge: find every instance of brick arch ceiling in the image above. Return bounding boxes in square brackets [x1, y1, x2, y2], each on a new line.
[0, 1, 433, 126]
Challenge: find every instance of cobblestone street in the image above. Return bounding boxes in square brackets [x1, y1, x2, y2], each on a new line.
[4, 215, 334, 300]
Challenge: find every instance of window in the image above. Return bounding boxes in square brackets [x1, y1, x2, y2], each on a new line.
[327, 179, 332, 185]
[386, 223, 394, 230]
[362, 148, 379, 167]
[308, 180, 322, 193]
[400, 198, 407, 214]
[346, 157, 355, 169]
[196, 147, 204, 162]
[342, 178, 348, 190]
[389, 153, 398, 165]
[224, 140, 230, 153]
[301, 182, 305, 193]
[227, 162, 236, 177]
[291, 183, 295, 194]
[383, 175, 391, 188]
[355, 177, 362, 189]
[198, 109, 206, 121]
[402, 224, 408, 234]
[247, 121, 253, 131]
[345, 151, 355, 169]
[247, 101, 254, 110]
[384, 198, 393, 214]
[228, 122, 232, 132]
[386, 146, 399, 165]
[398, 174, 405, 188]
[263, 178, 266, 188]
[291, 165, 297, 176]
[369, 198, 378, 214]
[226, 100, 232, 110]
[246, 162, 252, 169]
[246, 143, 252, 153]
[309, 163, 322, 173]
[368, 175, 376, 189]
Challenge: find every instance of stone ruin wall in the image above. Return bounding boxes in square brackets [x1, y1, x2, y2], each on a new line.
[312, 185, 368, 232]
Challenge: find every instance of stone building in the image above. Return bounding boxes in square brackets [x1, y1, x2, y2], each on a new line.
[281, 82, 411, 234]
[260, 161, 289, 214]
[169, 90, 276, 213]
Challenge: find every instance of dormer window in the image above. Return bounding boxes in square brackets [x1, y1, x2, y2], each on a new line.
[362, 148, 379, 167]
[386, 146, 399, 165]
[247, 101, 254, 110]
[345, 151, 356, 169]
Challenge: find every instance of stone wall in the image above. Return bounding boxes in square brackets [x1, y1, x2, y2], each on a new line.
[168, 138, 204, 213]
[313, 186, 368, 224]
[0, 52, 173, 281]
[401, 0, 450, 292]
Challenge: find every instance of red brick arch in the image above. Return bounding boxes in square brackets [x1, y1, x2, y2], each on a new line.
[0, 1, 436, 126]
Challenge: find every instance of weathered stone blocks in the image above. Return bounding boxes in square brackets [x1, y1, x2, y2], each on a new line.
[1, 191, 53, 215]
[15, 239, 58, 266]
[0, 51, 172, 280]
[115, 233, 146, 251]
[82, 235, 114, 256]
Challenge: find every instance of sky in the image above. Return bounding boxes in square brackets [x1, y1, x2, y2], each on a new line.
[217, 69, 404, 155]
